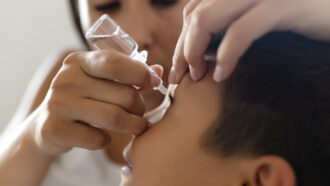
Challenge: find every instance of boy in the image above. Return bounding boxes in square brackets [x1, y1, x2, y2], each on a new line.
[121, 32, 330, 186]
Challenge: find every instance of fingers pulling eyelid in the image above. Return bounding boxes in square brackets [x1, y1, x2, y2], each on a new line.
[168, 84, 178, 100]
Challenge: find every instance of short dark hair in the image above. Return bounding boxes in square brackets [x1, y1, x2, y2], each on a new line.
[202, 32, 330, 186]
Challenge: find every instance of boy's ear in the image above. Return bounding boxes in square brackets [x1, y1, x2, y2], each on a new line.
[245, 156, 296, 186]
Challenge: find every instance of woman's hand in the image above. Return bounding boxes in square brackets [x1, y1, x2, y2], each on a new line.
[169, 0, 330, 83]
[0, 49, 162, 186]
[30, 50, 162, 156]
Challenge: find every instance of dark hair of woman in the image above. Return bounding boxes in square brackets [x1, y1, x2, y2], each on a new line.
[69, 0, 90, 49]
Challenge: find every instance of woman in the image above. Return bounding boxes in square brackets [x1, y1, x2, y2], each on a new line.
[1, 0, 330, 185]
[0, 0, 189, 186]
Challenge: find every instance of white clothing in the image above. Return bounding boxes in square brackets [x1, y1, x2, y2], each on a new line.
[41, 148, 122, 186]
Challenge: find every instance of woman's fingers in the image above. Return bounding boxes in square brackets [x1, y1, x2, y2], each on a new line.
[82, 78, 145, 116]
[169, 15, 190, 84]
[170, 0, 259, 83]
[172, 0, 330, 84]
[58, 50, 155, 134]
[71, 98, 148, 135]
[35, 48, 169, 156]
[41, 118, 111, 152]
[169, 0, 203, 84]
[215, 0, 283, 81]
[183, 0, 203, 16]
[67, 50, 161, 88]
[46, 94, 148, 137]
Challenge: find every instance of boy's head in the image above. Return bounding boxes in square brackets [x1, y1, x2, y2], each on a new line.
[120, 32, 330, 186]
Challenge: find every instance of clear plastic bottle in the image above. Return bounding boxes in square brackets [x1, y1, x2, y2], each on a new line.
[85, 14, 167, 94]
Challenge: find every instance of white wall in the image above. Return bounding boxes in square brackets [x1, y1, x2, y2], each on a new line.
[0, 0, 81, 131]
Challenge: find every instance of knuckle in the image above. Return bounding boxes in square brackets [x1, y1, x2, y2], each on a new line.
[50, 68, 80, 92]
[227, 22, 245, 41]
[183, 8, 207, 34]
[51, 76, 72, 91]
[102, 107, 122, 128]
[183, 0, 198, 18]
[50, 70, 67, 88]
[88, 135, 106, 149]
[46, 97, 63, 113]
[183, 5, 191, 18]
[110, 109, 122, 128]
[46, 95, 69, 115]
[190, 9, 207, 29]
[63, 52, 80, 66]
[123, 89, 140, 109]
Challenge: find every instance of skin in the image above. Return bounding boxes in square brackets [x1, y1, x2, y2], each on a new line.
[78, 0, 189, 163]
[121, 66, 296, 186]
[0, 0, 189, 186]
[80, 0, 187, 83]
[0, 0, 329, 185]
[169, 0, 330, 84]
[127, 66, 228, 186]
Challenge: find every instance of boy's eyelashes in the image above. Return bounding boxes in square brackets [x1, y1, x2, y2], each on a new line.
[169, 94, 174, 104]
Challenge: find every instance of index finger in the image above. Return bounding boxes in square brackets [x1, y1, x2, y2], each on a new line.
[69, 50, 161, 87]
[169, 0, 202, 84]
[182, 0, 259, 81]
[215, 0, 282, 81]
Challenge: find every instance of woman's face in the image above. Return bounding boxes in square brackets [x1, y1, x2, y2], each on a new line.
[121, 66, 241, 186]
[79, 0, 189, 81]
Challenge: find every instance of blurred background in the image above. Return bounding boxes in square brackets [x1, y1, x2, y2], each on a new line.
[0, 0, 81, 131]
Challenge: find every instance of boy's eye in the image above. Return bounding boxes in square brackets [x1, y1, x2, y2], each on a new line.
[151, 0, 178, 7]
[95, 1, 120, 12]
[169, 95, 174, 104]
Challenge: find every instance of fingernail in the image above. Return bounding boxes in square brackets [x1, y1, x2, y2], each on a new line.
[155, 64, 164, 75]
[189, 65, 199, 81]
[213, 65, 223, 83]
[150, 72, 161, 87]
[168, 66, 176, 84]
